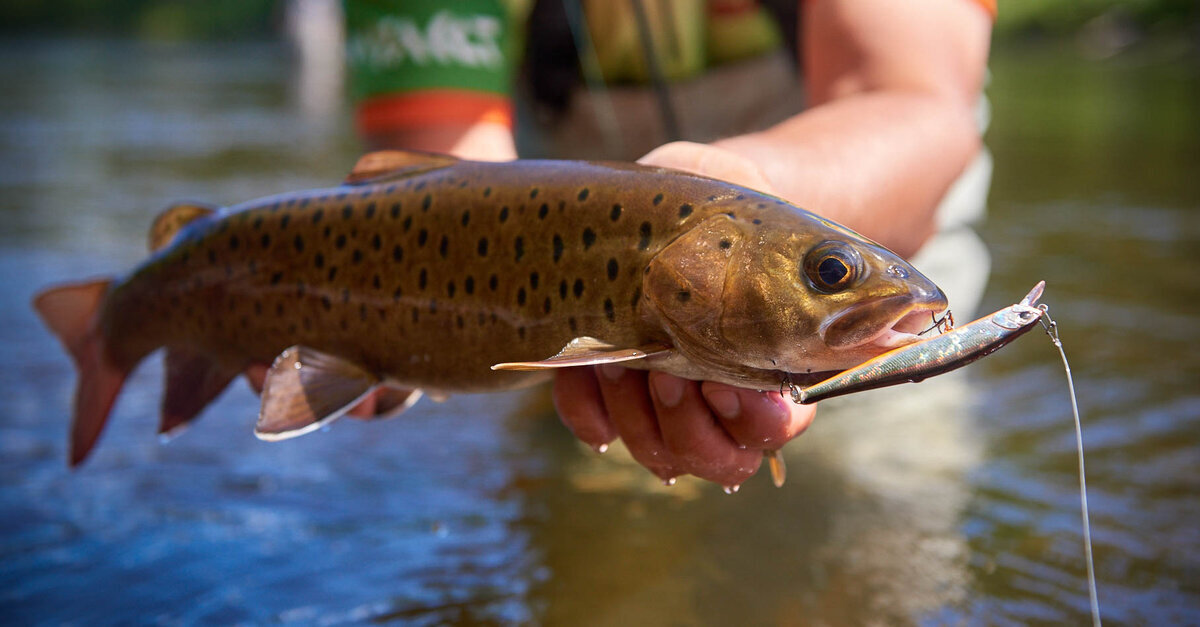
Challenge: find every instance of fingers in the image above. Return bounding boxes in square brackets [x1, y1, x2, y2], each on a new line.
[648, 372, 762, 487]
[552, 367, 617, 451]
[700, 382, 816, 450]
[594, 365, 680, 482]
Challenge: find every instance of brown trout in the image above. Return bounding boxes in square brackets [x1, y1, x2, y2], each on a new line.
[34, 151, 947, 465]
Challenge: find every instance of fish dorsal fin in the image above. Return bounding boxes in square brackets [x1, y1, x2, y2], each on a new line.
[148, 202, 216, 252]
[344, 150, 458, 185]
[491, 337, 672, 371]
[254, 346, 379, 441]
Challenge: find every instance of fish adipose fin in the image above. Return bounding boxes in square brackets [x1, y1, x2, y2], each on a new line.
[148, 202, 216, 252]
[255, 345, 379, 441]
[343, 150, 458, 185]
[491, 337, 673, 371]
[32, 278, 126, 466]
[159, 348, 240, 438]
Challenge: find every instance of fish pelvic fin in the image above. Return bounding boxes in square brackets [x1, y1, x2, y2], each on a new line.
[343, 150, 458, 185]
[148, 202, 216, 252]
[159, 348, 240, 438]
[491, 337, 673, 371]
[255, 345, 379, 441]
[33, 278, 127, 466]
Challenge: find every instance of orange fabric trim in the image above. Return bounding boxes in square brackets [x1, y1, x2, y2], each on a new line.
[357, 91, 513, 136]
[973, 0, 997, 19]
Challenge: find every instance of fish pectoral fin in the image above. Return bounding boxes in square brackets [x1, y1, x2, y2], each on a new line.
[344, 387, 423, 421]
[254, 345, 379, 441]
[491, 337, 673, 371]
[148, 202, 217, 252]
[343, 150, 458, 185]
[160, 348, 239, 438]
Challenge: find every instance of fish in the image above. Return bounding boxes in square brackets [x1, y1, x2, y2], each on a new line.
[792, 281, 1047, 404]
[33, 150, 947, 466]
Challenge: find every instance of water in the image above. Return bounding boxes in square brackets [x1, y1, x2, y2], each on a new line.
[1, 38, 1197, 624]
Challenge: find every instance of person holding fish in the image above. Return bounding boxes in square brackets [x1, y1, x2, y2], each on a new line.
[337, 0, 995, 488]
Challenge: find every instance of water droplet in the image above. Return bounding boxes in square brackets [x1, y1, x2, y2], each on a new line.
[594, 443, 609, 454]
[723, 484, 741, 495]
[663, 477, 677, 487]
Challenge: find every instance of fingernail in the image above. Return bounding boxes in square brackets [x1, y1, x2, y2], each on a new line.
[662, 477, 677, 487]
[707, 389, 740, 419]
[593, 442, 609, 454]
[722, 484, 741, 495]
[652, 375, 685, 408]
[599, 364, 625, 381]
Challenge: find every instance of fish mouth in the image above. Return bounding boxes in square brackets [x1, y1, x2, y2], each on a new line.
[820, 291, 949, 352]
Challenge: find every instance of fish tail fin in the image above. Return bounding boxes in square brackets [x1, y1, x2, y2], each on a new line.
[32, 279, 128, 466]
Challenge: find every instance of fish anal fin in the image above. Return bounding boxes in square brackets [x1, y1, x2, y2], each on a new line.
[148, 202, 216, 252]
[255, 346, 379, 441]
[32, 278, 127, 466]
[345, 387, 423, 421]
[344, 150, 458, 185]
[159, 348, 239, 438]
[491, 337, 672, 371]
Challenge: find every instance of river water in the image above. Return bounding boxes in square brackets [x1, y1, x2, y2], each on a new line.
[1, 39, 1196, 624]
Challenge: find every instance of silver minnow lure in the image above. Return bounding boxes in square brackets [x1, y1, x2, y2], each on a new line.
[792, 281, 1047, 404]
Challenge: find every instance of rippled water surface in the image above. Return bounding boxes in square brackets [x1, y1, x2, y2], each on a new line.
[1, 39, 1197, 624]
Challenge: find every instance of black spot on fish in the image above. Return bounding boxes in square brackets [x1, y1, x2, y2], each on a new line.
[559, 280, 568, 300]
[328, 266, 338, 281]
[653, 193, 664, 205]
[403, 215, 413, 232]
[461, 211, 470, 226]
[230, 236, 240, 251]
[359, 304, 369, 321]
[293, 235, 304, 253]
[677, 290, 691, 302]
[538, 203, 549, 219]
[342, 204, 353, 220]
[631, 286, 642, 311]
[489, 275, 498, 291]
[207, 249, 217, 264]
[679, 204, 693, 219]
[372, 274, 381, 290]
[390, 203, 401, 218]
[352, 249, 363, 264]
[578, 188, 590, 201]
[418, 268, 427, 290]
[483, 186, 492, 197]
[336, 192, 347, 201]
[568, 317, 578, 333]
[270, 272, 282, 285]
[439, 235, 448, 258]
[553, 235, 564, 262]
[514, 236, 525, 262]
[253, 216, 263, 229]
[582, 228, 596, 250]
[272, 201, 283, 212]
[366, 202, 376, 218]
[465, 276, 475, 294]
[530, 272, 539, 289]
[314, 253, 324, 269]
[456, 315, 464, 330]
[262, 233, 271, 247]
[422, 194, 432, 211]
[370, 233, 381, 251]
[611, 204, 622, 221]
[530, 188, 539, 199]
[573, 279, 584, 298]
[499, 206, 509, 223]
[447, 281, 456, 298]
[412, 308, 420, 323]
[518, 326, 527, 339]
[323, 226, 332, 239]
[719, 239, 732, 250]
[429, 300, 437, 314]
[393, 245, 404, 262]
[418, 229, 428, 247]
[478, 238, 488, 257]
[300, 197, 311, 208]
[321, 296, 332, 311]
[393, 286, 403, 301]
[276, 303, 284, 316]
[543, 297, 552, 314]
[517, 287, 527, 306]
[736, 194, 746, 200]
[335, 234, 347, 250]
[342, 288, 351, 304]
[607, 258, 619, 281]
[415, 181, 426, 192]
[638, 222, 652, 250]
[752, 218, 762, 225]
[312, 209, 324, 224]
[604, 298, 615, 322]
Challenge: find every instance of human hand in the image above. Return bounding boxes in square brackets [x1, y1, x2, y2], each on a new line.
[552, 141, 818, 489]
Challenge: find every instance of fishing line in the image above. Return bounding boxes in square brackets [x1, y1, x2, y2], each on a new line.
[1039, 306, 1101, 627]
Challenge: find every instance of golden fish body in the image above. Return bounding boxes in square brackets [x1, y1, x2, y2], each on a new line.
[35, 151, 947, 463]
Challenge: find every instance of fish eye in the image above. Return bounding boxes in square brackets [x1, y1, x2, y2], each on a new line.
[803, 242, 861, 293]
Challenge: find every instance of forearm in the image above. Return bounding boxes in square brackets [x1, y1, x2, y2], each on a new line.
[363, 122, 517, 162]
[714, 89, 981, 258]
